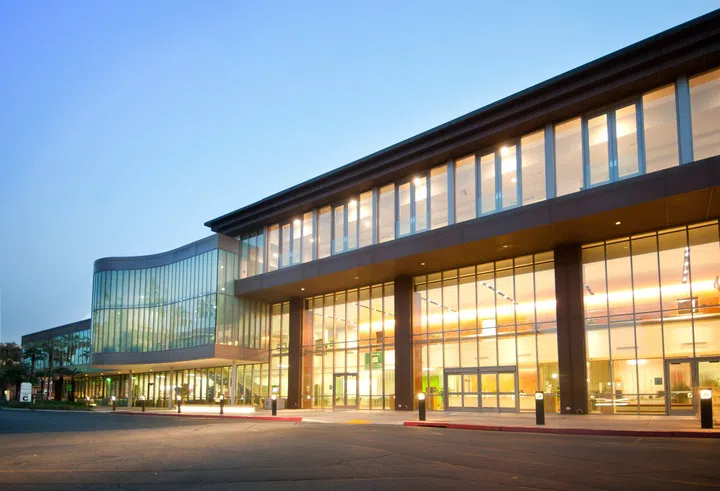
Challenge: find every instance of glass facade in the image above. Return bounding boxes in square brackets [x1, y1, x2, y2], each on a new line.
[582, 221, 720, 414]
[412, 253, 559, 412]
[302, 283, 395, 409]
[91, 249, 218, 353]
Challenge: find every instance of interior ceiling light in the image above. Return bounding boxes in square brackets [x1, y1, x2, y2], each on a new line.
[615, 221, 621, 225]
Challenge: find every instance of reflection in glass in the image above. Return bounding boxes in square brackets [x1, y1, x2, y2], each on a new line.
[455, 155, 476, 222]
[615, 105, 639, 178]
[555, 118, 583, 196]
[588, 114, 610, 185]
[480, 153, 495, 214]
[690, 68, 720, 160]
[500, 145, 518, 209]
[430, 165, 448, 229]
[378, 185, 395, 243]
[643, 85, 678, 173]
[520, 130, 545, 205]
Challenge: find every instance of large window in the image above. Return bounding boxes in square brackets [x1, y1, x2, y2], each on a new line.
[378, 184, 395, 243]
[690, 67, 720, 160]
[520, 130, 546, 205]
[413, 253, 558, 412]
[429, 165, 448, 229]
[302, 283, 395, 409]
[317, 206, 332, 259]
[455, 155, 476, 222]
[643, 85, 679, 173]
[555, 118, 583, 196]
[582, 221, 720, 414]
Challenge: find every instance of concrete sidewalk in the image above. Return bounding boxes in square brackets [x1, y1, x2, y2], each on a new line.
[97, 405, 720, 437]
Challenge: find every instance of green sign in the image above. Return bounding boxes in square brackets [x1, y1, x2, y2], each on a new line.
[364, 352, 383, 370]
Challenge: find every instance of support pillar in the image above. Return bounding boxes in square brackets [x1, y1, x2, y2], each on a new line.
[287, 297, 303, 409]
[554, 245, 588, 414]
[230, 362, 237, 406]
[394, 276, 414, 411]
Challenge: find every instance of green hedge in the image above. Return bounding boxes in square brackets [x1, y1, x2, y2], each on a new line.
[0, 400, 92, 411]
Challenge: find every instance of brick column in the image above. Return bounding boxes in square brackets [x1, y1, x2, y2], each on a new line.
[554, 245, 588, 414]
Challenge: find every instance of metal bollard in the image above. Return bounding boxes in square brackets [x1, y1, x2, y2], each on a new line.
[177, 395, 182, 414]
[700, 389, 713, 429]
[418, 393, 426, 421]
[271, 394, 277, 416]
[535, 391, 545, 426]
[220, 395, 224, 415]
[111, 396, 116, 412]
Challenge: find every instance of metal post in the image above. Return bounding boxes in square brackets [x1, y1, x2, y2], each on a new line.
[220, 395, 224, 415]
[177, 395, 181, 414]
[535, 391, 545, 425]
[700, 389, 713, 429]
[111, 396, 116, 412]
[271, 394, 277, 416]
[418, 393, 426, 421]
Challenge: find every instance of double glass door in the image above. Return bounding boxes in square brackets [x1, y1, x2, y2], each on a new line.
[445, 367, 518, 412]
[584, 102, 642, 188]
[333, 373, 357, 409]
[666, 358, 720, 416]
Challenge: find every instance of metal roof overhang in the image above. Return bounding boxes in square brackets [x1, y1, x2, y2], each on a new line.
[206, 10, 720, 238]
[233, 157, 720, 303]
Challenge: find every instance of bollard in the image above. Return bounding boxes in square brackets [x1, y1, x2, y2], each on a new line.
[177, 395, 182, 414]
[220, 394, 224, 415]
[141, 396, 146, 413]
[111, 395, 116, 412]
[700, 389, 713, 429]
[271, 394, 278, 416]
[535, 391, 545, 425]
[418, 392, 426, 421]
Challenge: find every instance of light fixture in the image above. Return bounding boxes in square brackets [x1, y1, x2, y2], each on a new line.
[354, 276, 359, 280]
[500, 146, 509, 156]
[420, 262, 425, 266]
[615, 221, 621, 225]
[700, 389, 712, 400]
[294, 219, 301, 225]
[301, 287, 305, 291]
[349, 200, 357, 206]
[551, 373, 558, 379]
[417, 392, 425, 401]
[503, 245, 509, 249]
[414, 177, 422, 185]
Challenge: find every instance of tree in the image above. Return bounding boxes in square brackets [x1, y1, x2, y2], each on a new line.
[0, 342, 30, 400]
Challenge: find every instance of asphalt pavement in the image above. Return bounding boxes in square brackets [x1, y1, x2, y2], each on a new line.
[0, 410, 718, 490]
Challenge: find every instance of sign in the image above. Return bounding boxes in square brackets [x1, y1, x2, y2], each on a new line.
[364, 352, 383, 370]
[19, 383, 32, 403]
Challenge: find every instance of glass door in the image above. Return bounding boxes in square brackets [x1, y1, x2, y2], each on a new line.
[445, 372, 479, 411]
[666, 360, 694, 415]
[698, 359, 720, 423]
[480, 369, 518, 412]
[333, 373, 358, 409]
[584, 102, 642, 188]
[446, 368, 518, 412]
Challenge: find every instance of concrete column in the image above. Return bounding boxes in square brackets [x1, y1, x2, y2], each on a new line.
[168, 369, 174, 409]
[230, 362, 237, 405]
[554, 245, 588, 415]
[393, 276, 414, 411]
[287, 297, 304, 409]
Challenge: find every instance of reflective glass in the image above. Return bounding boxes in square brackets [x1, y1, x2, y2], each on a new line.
[500, 145, 518, 209]
[359, 191, 373, 247]
[429, 165, 448, 229]
[555, 118, 583, 196]
[615, 105, 639, 178]
[302, 212, 314, 263]
[455, 155, 476, 222]
[378, 185, 395, 243]
[414, 176, 428, 232]
[643, 85, 679, 173]
[690, 68, 720, 160]
[292, 218, 302, 265]
[333, 205, 345, 254]
[281, 223, 291, 268]
[347, 198, 358, 250]
[588, 114, 610, 185]
[520, 130, 545, 205]
[317, 206, 332, 259]
[398, 182, 411, 236]
[268, 224, 279, 271]
[480, 153, 495, 214]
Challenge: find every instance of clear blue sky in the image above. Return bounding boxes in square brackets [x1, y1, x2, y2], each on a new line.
[1, 2, 717, 343]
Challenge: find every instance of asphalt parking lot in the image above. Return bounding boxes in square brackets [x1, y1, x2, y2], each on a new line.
[0, 410, 718, 490]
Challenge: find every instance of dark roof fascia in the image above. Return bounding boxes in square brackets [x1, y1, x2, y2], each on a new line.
[206, 9, 720, 237]
[21, 319, 92, 345]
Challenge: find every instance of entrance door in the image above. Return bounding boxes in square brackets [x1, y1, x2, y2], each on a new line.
[445, 367, 518, 412]
[666, 360, 694, 415]
[333, 373, 358, 409]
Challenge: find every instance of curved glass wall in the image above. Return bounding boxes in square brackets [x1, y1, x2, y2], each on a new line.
[302, 283, 395, 409]
[582, 221, 720, 414]
[91, 249, 218, 353]
[412, 253, 558, 412]
[236, 67, 720, 281]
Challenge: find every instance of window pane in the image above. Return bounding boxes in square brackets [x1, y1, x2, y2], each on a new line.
[414, 176, 427, 232]
[455, 155, 476, 222]
[378, 185, 395, 243]
[398, 182, 411, 236]
[480, 153, 495, 214]
[690, 68, 720, 160]
[555, 118, 583, 196]
[520, 130, 545, 205]
[317, 206, 331, 259]
[267, 225, 279, 271]
[281, 223, 291, 268]
[500, 145, 517, 209]
[429, 165, 448, 229]
[588, 114, 610, 185]
[302, 212, 314, 263]
[359, 191, 373, 247]
[292, 219, 302, 265]
[643, 85, 678, 173]
[615, 105, 639, 178]
[347, 198, 358, 250]
[333, 205, 345, 254]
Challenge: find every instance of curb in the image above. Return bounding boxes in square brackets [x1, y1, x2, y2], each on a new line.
[111, 411, 303, 422]
[403, 421, 720, 438]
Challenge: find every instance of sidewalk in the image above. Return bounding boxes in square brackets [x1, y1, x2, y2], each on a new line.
[98, 405, 720, 437]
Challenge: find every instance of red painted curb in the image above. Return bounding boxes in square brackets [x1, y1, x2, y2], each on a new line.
[403, 421, 720, 438]
[111, 411, 302, 422]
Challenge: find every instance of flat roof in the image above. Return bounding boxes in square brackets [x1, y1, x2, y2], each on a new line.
[206, 9, 720, 237]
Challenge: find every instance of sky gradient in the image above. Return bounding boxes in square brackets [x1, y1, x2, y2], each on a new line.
[1, 2, 718, 343]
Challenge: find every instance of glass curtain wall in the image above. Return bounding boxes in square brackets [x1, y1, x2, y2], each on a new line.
[413, 253, 559, 412]
[302, 283, 395, 409]
[690, 67, 720, 160]
[91, 249, 218, 354]
[269, 302, 290, 398]
[582, 221, 720, 414]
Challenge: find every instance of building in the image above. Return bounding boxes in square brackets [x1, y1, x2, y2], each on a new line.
[23, 11, 720, 416]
